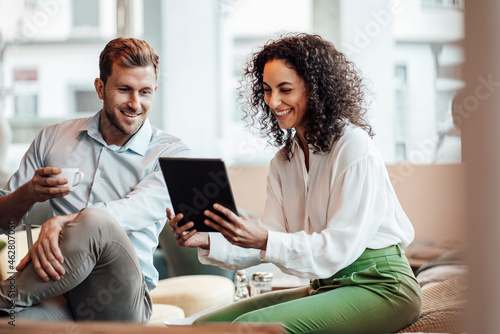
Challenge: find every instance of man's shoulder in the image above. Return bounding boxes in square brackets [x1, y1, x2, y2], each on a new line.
[42, 116, 92, 134]
[150, 126, 190, 154]
[150, 126, 185, 145]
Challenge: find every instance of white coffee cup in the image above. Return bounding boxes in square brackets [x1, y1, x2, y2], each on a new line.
[49, 168, 84, 190]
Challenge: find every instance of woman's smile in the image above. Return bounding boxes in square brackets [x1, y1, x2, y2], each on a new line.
[263, 59, 308, 136]
[274, 108, 293, 117]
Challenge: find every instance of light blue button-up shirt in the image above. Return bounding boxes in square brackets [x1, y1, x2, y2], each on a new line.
[1, 111, 190, 290]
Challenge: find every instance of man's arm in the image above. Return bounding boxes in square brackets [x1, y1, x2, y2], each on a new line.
[0, 167, 70, 230]
[0, 182, 37, 230]
[91, 148, 191, 233]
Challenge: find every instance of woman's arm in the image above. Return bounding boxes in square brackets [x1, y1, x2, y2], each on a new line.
[168, 206, 264, 270]
[263, 156, 397, 278]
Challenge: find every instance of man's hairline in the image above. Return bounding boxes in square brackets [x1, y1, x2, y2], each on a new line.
[101, 62, 159, 86]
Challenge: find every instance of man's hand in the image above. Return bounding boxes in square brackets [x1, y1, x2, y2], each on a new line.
[0, 168, 71, 231]
[28, 167, 71, 203]
[16, 213, 77, 281]
[167, 208, 209, 249]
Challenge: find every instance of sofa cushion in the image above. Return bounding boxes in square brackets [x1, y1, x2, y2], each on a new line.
[147, 303, 185, 326]
[150, 275, 235, 317]
[397, 276, 466, 333]
[0, 227, 41, 281]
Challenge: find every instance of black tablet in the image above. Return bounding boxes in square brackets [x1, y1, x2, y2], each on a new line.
[159, 157, 238, 232]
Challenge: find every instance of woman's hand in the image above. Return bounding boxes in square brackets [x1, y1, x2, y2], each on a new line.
[167, 208, 209, 249]
[204, 204, 268, 250]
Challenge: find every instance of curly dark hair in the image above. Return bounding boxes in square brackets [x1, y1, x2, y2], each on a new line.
[240, 33, 374, 160]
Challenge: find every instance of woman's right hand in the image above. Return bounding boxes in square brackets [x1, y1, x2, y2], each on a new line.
[167, 208, 209, 249]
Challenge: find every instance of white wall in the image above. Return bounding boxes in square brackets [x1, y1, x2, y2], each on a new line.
[227, 0, 311, 37]
[3, 42, 104, 119]
[338, 0, 396, 162]
[393, 0, 464, 43]
[16, 0, 117, 42]
[159, 0, 220, 157]
[395, 44, 437, 163]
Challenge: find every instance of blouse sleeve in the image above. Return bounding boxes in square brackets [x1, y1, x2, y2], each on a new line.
[197, 158, 285, 269]
[263, 154, 392, 278]
[198, 232, 262, 270]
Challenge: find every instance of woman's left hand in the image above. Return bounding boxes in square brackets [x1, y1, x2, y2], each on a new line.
[204, 204, 268, 250]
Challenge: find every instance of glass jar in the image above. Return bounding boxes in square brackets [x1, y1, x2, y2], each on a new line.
[233, 270, 250, 301]
[250, 272, 273, 296]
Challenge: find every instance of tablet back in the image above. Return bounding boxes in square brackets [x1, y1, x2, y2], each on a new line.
[159, 157, 238, 232]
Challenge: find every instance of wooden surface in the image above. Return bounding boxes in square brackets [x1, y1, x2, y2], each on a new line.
[1, 321, 284, 333]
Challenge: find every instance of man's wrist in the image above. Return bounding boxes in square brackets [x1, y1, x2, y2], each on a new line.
[19, 181, 37, 207]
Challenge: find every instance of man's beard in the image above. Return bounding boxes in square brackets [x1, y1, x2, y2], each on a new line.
[101, 97, 143, 137]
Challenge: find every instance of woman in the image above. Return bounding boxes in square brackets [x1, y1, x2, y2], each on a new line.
[168, 33, 422, 334]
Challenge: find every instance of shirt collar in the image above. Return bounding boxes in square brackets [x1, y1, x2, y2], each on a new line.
[292, 135, 303, 153]
[81, 110, 152, 156]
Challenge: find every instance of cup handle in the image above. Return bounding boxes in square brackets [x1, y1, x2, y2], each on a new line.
[73, 171, 84, 187]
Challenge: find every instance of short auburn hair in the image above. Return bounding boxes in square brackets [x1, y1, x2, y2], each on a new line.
[99, 37, 160, 85]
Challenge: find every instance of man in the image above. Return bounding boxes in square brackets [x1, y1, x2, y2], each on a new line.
[0, 37, 189, 322]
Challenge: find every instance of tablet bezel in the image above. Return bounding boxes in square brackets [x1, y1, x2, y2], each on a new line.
[159, 157, 238, 233]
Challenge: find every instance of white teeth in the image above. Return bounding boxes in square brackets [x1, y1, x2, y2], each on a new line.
[275, 108, 292, 117]
[122, 111, 140, 117]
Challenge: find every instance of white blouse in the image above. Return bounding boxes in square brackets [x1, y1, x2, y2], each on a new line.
[199, 125, 414, 279]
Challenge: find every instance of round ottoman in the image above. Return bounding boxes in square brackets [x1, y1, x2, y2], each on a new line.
[148, 304, 185, 326]
[150, 275, 235, 317]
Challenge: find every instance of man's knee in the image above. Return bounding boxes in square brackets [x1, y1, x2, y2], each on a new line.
[78, 207, 115, 226]
[61, 208, 123, 245]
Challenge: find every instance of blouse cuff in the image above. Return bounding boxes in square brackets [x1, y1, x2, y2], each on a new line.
[198, 247, 210, 258]
[206, 232, 230, 262]
[262, 230, 288, 265]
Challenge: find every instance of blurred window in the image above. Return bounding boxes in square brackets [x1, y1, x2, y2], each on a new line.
[74, 89, 101, 114]
[15, 95, 37, 117]
[421, 0, 464, 10]
[72, 0, 100, 36]
[13, 69, 38, 118]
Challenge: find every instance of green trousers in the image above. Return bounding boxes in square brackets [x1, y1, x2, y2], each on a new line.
[195, 244, 422, 334]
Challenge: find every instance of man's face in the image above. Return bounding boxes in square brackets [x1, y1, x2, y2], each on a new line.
[94, 63, 157, 146]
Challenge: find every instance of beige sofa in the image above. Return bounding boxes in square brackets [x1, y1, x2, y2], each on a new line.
[228, 163, 467, 244]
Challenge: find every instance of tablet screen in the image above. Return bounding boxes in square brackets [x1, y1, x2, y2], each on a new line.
[159, 157, 238, 232]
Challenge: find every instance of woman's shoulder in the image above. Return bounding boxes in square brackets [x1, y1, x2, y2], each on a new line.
[327, 125, 380, 170]
[334, 125, 373, 154]
[340, 124, 372, 142]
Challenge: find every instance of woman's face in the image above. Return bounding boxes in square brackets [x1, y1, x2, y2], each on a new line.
[262, 59, 308, 135]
